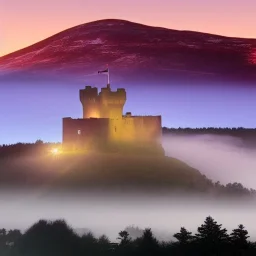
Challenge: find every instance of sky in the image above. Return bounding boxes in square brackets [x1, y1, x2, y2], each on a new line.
[0, 80, 255, 144]
[0, 0, 256, 57]
[0, 0, 256, 232]
[0, 0, 255, 144]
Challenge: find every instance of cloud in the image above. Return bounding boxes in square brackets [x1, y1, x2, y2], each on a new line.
[163, 134, 256, 189]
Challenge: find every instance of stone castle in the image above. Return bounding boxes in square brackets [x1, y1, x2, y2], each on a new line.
[62, 81, 163, 153]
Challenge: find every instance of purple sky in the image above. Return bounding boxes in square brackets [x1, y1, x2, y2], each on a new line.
[0, 0, 256, 144]
[0, 77, 255, 144]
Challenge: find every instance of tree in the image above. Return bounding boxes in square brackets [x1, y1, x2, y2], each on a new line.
[17, 219, 79, 256]
[118, 230, 131, 246]
[195, 216, 229, 242]
[230, 224, 250, 249]
[0, 228, 7, 251]
[98, 234, 112, 254]
[124, 226, 143, 240]
[195, 216, 229, 254]
[0, 229, 6, 236]
[81, 232, 97, 244]
[137, 228, 160, 256]
[35, 139, 44, 145]
[173, 227, 193, 244]
[98, 234, 110, 245]
[117, 230, 133, 256]
[6, 229, 22, 245]
[80, 232, 98, 255]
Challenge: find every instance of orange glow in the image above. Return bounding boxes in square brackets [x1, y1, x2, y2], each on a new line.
[50, 148, 60, 155]
[89, 111, 100, 118]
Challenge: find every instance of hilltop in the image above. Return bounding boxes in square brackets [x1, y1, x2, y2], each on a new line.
[0, 19, 255, 84]
[0, 142, 254, 197]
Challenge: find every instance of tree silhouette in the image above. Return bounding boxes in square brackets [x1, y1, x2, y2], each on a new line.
[81, 232, 97, 244]
[35, 139, 44, 145]
[6, 229, 22, 246]
[173, 227, 193, 244]
[17, 219, 79, 256]
[97, 234, 112, 255]
[136, 228, 160, 256]
[118, 230, 131, 246]
[117, 230, 133, 256]
[2, 217, 256, 256]
[0, 228, 7, 254]
[80, 232, 99, 255]
[195, 216, 229, 254]
[124, 226, 144, 239]
[230, 224, 250, 253]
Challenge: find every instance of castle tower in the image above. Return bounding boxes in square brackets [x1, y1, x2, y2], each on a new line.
[79, 86, 100, 118]
[99, 85, 126, 119]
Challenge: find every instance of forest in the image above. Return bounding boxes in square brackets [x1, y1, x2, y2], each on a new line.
[163, 127, 256, 145]
[162, 127, 256, 136]
[0, 216, 255, 256]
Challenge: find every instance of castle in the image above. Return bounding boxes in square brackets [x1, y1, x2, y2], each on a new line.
[62, 73, 163, 154]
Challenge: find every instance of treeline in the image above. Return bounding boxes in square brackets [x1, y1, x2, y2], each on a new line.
[205, 180, 256, 197]
[163, 127, 256, 138]
[1, 217, 256, 256]
[0, 140, 60, 158]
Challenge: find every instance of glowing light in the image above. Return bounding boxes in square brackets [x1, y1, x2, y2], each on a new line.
[51, 148, 60, 155]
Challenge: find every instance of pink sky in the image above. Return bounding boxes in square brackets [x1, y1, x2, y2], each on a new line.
[0, 0, 255, 56]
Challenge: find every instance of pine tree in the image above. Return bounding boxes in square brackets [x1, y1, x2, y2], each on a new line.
[195, 216, 229, 254]
[137, 228, 159, 256]
[173, 227, 193, 244]
[230, 224, 250, 249]
[195, 216, 229, 242]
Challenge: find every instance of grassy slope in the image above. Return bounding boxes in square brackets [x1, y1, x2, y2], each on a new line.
[0, 152, 211, 193]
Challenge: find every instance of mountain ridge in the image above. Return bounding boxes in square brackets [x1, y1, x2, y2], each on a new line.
[0, 19, 255, 83]
[2, 18, 256, 59]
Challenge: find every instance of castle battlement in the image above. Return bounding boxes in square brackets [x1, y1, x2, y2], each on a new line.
[63, 81, 162, 153]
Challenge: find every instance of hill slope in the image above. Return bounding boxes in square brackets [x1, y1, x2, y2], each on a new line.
[0, 151, 254, 198]
[0, 19, 255, 83]
[0, 153, 208, 193]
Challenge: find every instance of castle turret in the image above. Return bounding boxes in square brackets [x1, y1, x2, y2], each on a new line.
[63, 75, 163, 155]
[79, 86, 100, 118]
[99, 85, 126, 119]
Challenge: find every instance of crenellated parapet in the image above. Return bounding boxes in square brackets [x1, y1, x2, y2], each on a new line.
[99, 87, 126, 119]
[79, 86, 100, 118]
[63, 81, 163, 154]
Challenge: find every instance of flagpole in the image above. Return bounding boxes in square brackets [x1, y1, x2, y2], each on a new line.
[107, 66, 110, 85]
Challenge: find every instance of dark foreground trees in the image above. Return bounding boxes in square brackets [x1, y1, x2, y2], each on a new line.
[1, 216, 256, 256]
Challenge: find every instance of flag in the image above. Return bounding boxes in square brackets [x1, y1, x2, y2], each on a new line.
[98, 69, 109, 74]
[98, 67, 110, 84]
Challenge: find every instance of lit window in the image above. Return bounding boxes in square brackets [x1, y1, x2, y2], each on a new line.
[78, 130, 81, 135]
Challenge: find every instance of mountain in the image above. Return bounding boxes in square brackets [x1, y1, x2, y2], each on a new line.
[0, 19, 256, 84]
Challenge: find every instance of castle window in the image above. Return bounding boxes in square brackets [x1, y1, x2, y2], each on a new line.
[77, 130, 81, 135]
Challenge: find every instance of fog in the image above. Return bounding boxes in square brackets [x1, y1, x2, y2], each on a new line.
[163, 134, 256, 189]
[1, 133, 256, 241]
[2, 191, 256, 241]
[1, 77, 256, 241]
